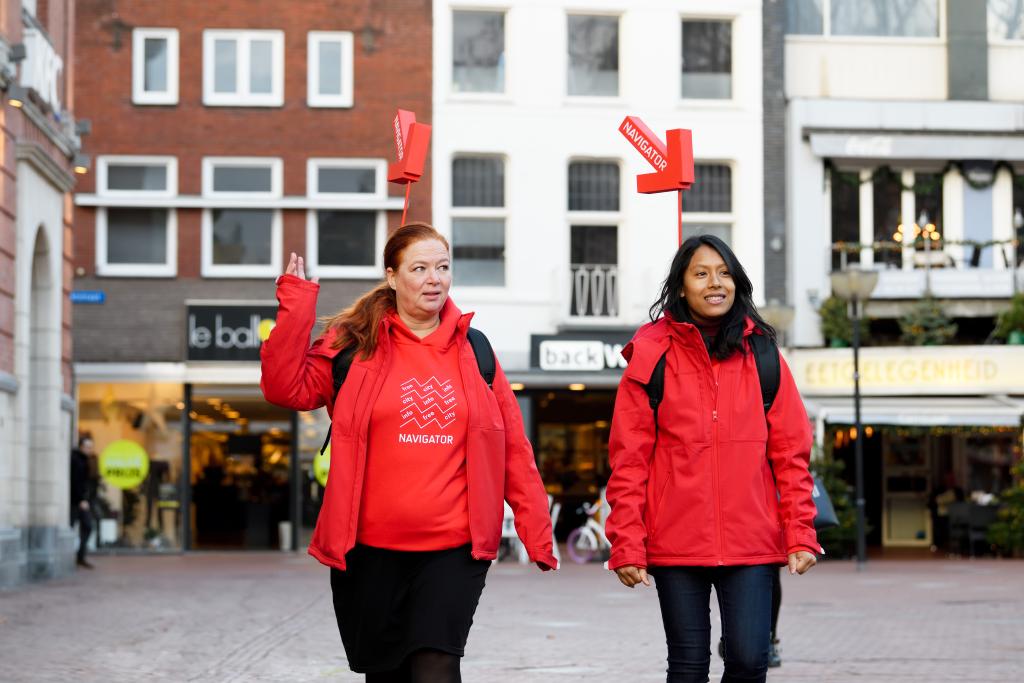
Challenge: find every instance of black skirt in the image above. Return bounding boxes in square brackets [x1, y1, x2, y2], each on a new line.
[330, 543, 489, 674]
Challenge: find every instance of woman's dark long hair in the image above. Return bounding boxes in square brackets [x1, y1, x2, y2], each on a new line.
[648, 234, 776, 360]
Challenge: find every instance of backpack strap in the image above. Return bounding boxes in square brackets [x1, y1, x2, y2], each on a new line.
[320, 346, 356, 456]
[644, 352, 668, 436]
[466, 327, 496, 389]
[749, 333, 781, 415]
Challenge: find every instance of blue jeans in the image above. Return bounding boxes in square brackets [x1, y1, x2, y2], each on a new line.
[650, 564, 774, 683]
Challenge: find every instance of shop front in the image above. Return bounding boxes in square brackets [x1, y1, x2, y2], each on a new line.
[75, 301, 331, 553]
[788, 346, 1024, 554]
[505, 331, 630, 538]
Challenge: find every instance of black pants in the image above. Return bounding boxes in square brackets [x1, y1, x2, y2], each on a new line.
[651, 564, 774, 683]
[76, 507, 92, 563]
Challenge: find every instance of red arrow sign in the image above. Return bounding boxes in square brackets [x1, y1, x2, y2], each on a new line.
[619, 116, 695, 244]
[387, 109, 432, 224]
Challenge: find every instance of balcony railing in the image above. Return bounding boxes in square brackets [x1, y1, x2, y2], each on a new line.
[570, 263, 618, 318]
[830, 239, 1023, 299]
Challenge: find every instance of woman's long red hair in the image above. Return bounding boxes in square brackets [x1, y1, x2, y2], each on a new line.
[322, 222, 450, 358]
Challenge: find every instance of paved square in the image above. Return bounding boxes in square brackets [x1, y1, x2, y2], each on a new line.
[1, 554, 1022, 682]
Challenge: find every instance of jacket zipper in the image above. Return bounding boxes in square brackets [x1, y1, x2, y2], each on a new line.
[696, 329, 725, 566]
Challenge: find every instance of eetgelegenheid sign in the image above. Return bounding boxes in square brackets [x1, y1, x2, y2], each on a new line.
[186, 303, 277, 362]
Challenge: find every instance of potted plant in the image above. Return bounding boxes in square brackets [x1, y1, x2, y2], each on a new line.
[988, 457, 1024, 558]
[899, 297, 957, 346]
[993, 293, 1024, 345]
[818, 296, 868, 348]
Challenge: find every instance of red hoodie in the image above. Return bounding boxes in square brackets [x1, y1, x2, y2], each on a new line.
[605, 316, 819, 570]
[357, 309, 471, 550]
[259, 275, 557, 571]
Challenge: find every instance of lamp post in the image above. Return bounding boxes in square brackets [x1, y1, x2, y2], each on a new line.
[761, 299, 795, 347]
[829, 268, 879, 570]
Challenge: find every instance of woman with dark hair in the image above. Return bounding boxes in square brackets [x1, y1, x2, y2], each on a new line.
[260, 223, 557, 682]
[605, 234, 819, 683]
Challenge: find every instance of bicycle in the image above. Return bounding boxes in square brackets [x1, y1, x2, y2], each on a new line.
[566, 499, 610, 564]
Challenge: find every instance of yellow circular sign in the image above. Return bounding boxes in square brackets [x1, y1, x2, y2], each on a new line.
[314, 446, 330, 487]
[258, 318, 275, 342]
[99, 440, 150, 490]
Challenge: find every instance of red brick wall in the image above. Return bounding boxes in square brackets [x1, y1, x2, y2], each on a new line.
[73, 0, 434, 278]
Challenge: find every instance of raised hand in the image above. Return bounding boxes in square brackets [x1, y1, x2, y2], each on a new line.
[285, 252, 319, 284]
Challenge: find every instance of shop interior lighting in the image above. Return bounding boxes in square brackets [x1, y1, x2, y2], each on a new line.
[568, 383, 586, 391]
[509, 383, 525, 391]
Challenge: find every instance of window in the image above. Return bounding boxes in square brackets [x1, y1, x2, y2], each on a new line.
[568, 161, 619, 211]
[202, 157, 282, 198]
[453, 11, 505, 93]
[684, 164, 732, 213]
[787, 0, 824, 35]
[203, 30, 284, 106]
[567, 15, 619, 97]
[990, 0, 1024, 40]
[97, 208, 176, 277]
[682, 164, 734, 253]
[682, 20, 732, 99]
[914, 172, 944, 244]
[308, 32, 354, 107]
[201, 209, 281, 277]
[452, 156, 505, 207]
[830, 171, 861, 268]
[451, 155, 506, 286]
[307, 159, 385, 199]
[831, 0, 939, 37]
[98, 156, 177, 197]
[133, 29, 178, 104]
[873, 168, 903, 267]
[307, 210, 384, 279]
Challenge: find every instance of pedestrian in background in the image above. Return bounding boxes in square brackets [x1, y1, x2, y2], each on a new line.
[70, 435, 99, 569]
[261, 223, 557, 683]
[605, 234, 819, 683]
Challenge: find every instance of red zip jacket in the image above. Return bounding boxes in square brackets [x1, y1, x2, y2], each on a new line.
[605, 316, 819, 570]
[260, 275, 557, 571]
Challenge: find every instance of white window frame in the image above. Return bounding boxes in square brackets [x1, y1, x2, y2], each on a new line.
[97, 155, 177, 199]
[132, 28, 179, 105]
[681, 159, 736, 240]
[566, 158, 622, 322]
[202, 29, 284, 107]
[450, 8, 510, 99]
[679, 16, 737, 104]
[307, 31, 354, 107]
[306, 158, 387, 199]
[787, 0, 947, 41]
[202, 156, 283, 199]
[306, 209, 386, 279]
[450, 153, 509, 289]
[565, 11, 623, 102]
[201, 208, 283, 278]
[96, 207, 177, 277]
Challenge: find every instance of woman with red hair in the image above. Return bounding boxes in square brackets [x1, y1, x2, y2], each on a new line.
[261, 223, 556, 682]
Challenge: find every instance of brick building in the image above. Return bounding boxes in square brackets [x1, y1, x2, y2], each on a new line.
[1, 0, 84, 589]
[71, 0, 431, 553]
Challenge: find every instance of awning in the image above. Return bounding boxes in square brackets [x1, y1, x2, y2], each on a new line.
[808, 131, 1024, 162]
[804, 396, 1024, 427]
[503, 370, 623, 390]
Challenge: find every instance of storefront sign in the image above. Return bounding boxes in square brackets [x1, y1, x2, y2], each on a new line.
[788, 346, 1024, 396]
[99, 440, 150, 490]
[186, 303, 277, 362]
[531, 333, 632, 371]
[21, 27, 64, 112]
[314, 446, 330, 487]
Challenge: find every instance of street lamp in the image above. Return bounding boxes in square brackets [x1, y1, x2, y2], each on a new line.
[829, 267, 879, 570]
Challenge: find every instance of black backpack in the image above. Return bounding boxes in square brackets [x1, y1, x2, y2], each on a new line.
[319, 327, 496, 455]
[644, 333, 780, 429]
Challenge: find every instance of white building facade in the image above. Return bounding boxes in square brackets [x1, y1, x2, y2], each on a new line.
[432, 0, 765, 521]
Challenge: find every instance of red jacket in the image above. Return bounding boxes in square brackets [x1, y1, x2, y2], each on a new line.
[605, 316, 819, 570]
[260, 275, 557, 571]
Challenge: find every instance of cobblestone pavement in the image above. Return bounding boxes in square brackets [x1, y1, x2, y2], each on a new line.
[1, 553, 1022, 682]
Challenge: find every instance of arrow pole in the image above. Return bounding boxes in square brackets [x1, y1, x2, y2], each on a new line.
[677, 189, 683, 246]
[402, 183, 412, 226]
